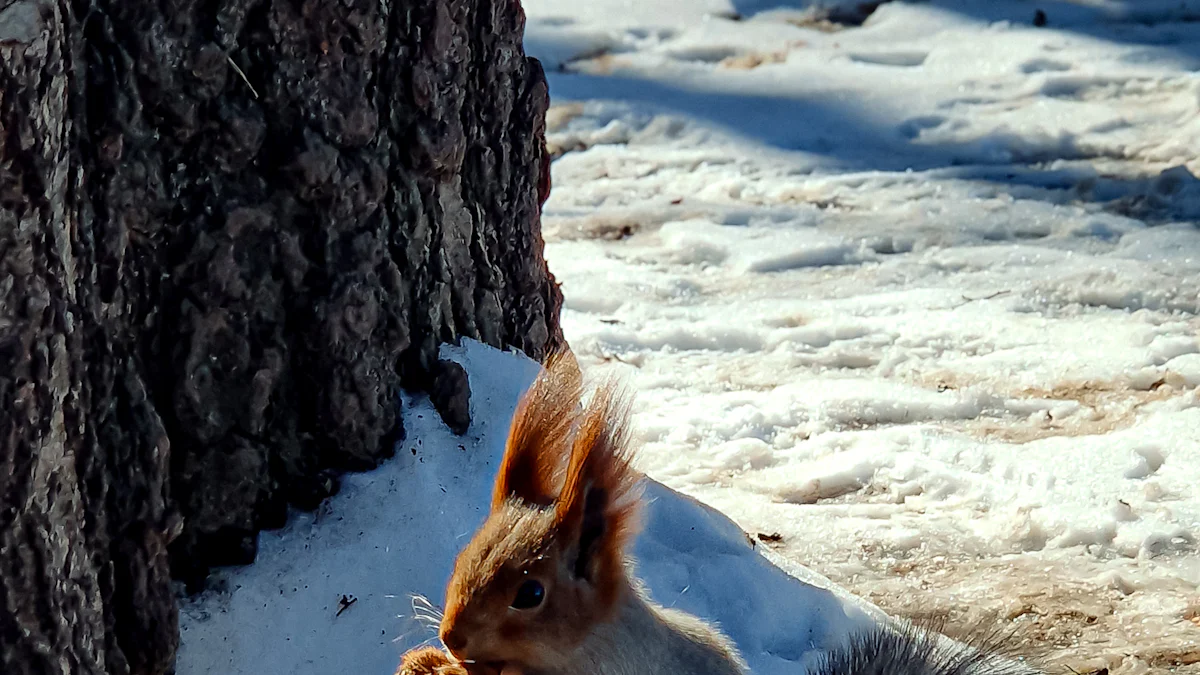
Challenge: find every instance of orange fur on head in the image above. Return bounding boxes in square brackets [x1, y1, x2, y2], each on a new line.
[438, 352, 645, 674]
[493, 350, 583, 509]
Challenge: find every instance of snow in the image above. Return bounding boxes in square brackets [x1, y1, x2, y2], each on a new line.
[179, 2, 1200, 674]
[176, 341, 882, 675]
[527, 1, 1200, 673]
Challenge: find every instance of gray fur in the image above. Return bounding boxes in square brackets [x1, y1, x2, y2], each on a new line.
[565, 579, 748, 675]
[811, 621, 1043, 675]
[569, 577, 1042, 675]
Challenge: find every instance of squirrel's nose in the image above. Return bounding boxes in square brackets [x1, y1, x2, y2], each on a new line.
[441, 626, 468, 654]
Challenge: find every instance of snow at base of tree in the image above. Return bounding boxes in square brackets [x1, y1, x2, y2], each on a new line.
[176, 340, 884, 675]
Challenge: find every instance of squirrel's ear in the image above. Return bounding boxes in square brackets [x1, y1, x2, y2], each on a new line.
[493, 349, 584, 509]
[555, 380, 642, 607]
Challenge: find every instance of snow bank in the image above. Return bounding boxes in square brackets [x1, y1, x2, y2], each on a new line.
[176, 340, 881, 675]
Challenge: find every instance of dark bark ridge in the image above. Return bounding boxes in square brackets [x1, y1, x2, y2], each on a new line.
[0, 0, 561, 673]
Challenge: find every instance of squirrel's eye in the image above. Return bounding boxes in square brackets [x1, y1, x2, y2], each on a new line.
[511, 579, 545, 610]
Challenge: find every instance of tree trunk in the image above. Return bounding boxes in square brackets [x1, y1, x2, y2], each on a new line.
[0, 0, 560, 672]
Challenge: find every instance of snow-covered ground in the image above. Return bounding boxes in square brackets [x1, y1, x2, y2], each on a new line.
[526, 1, 1200, 673]
[177, 2, 1200, 674]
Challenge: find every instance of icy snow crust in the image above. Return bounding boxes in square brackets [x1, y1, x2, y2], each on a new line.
[528, 0, 1200, 673]
[177, 342, 881, 675]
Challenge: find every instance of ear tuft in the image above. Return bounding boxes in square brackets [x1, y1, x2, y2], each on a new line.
[555, 379, 642, 606]
[492, 349, 584, 509]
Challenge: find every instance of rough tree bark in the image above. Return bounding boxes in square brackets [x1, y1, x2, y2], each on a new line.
[0, 0, 561, 673]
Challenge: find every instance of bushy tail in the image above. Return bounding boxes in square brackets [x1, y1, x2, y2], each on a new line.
[811, 618, 1044, 675]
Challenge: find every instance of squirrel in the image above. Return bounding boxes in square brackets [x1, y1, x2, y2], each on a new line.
[396, 351, 1042, 675]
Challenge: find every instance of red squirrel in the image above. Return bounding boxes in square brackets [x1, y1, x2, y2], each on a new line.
[396, 351, 1042, 675]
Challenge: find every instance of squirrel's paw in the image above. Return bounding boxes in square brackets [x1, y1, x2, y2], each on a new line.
[396, 647, 467, 675]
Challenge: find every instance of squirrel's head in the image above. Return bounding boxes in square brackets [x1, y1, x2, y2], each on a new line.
[439, 351, 642, 675]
